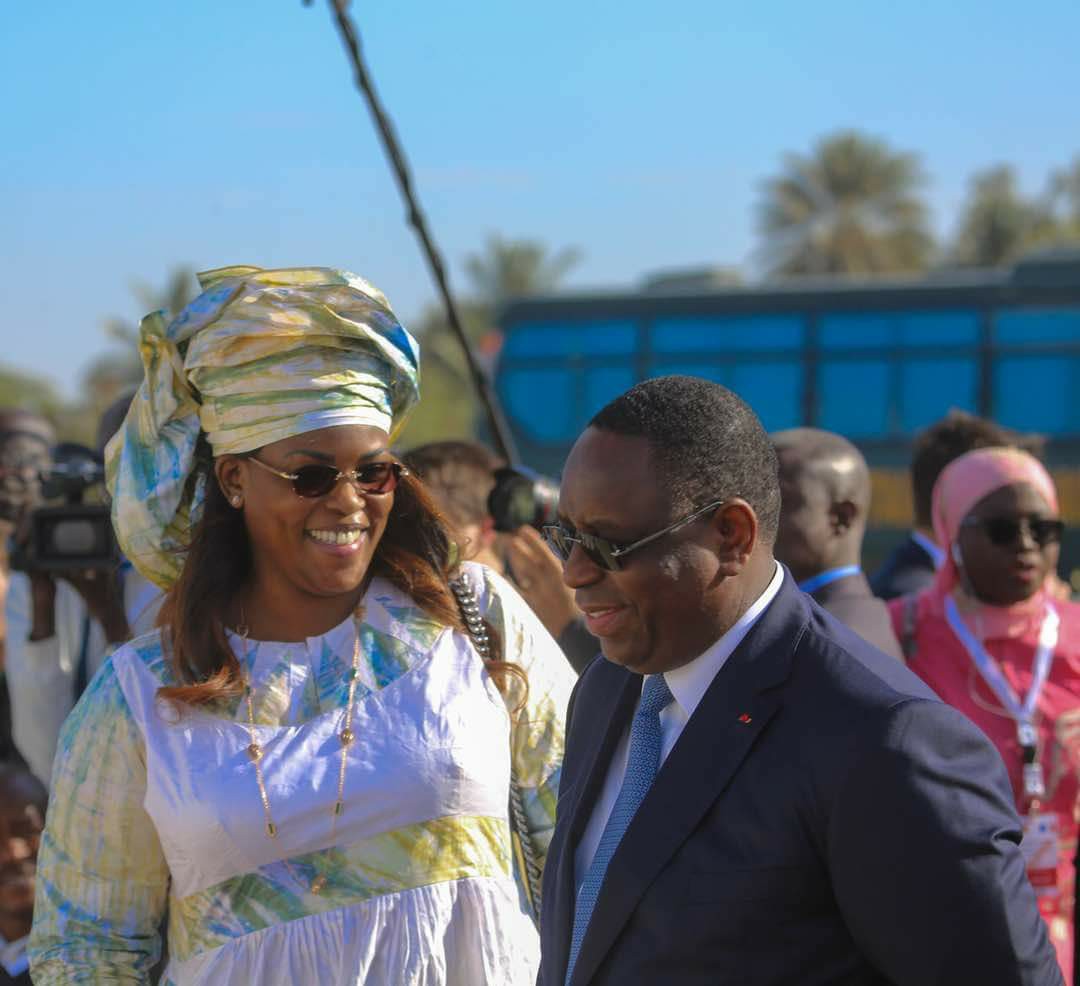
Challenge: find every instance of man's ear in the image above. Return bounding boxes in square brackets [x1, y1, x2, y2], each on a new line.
[477, 515, 498, 552]
[711, 499, 758, 576]
[830, 499, 857, 536]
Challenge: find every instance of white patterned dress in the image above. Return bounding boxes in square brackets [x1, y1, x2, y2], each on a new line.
[29, 563, 575, 985]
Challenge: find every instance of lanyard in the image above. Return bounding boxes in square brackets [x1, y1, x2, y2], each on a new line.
[944, 596, 1060, 801]
[799, 565, 861, 595]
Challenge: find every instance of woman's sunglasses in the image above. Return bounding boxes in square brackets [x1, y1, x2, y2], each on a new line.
[541, 499, 726, 572]
[961, 514, 1065, 548]
[247, 456, 407, 498]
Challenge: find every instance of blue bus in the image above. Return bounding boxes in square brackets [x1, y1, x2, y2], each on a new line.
[493, 250, 1080, 583]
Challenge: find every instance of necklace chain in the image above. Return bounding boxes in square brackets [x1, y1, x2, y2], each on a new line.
[237, 616, 362, 893]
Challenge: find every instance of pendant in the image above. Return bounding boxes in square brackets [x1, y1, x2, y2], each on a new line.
[1024, 762, 1046, 800]
[247, 743, 263, 762]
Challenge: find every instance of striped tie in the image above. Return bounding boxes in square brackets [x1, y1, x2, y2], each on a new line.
[565, 674, 675, 984]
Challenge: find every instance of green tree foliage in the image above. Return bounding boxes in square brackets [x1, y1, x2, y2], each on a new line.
[84, 266, 197, 410]
[948, 166, 1058, 267]
[1048, 157, 1080, 239]
[398, 236, 581, 450]
[0, 267, 197, 446]
[758, 131, 934, 277]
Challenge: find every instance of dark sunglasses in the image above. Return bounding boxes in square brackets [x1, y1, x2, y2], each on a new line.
[248, 456, 407, 498]
[542, 499, 726, 572]
[961, 514, 1065, 548]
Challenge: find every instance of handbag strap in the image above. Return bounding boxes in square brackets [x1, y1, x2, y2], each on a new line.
[449, 570, 542, 923]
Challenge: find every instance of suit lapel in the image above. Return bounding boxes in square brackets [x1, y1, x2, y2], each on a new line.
[550, 666, 639, 983]
[568, 579, 808, 986]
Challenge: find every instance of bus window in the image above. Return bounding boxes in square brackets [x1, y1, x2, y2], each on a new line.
[649, 360, 802, 432]
[497, 367, 576, 443]
[583, 366, 636, 421]
[817, 359, 890, 437]
[995, 308, 1080, 344]
[501, 319, 637, 359]
[900, 357, 978, 431]
[820, 311, 979, 349]
[993, 356, 1080, 434]
[651, 315, 803, 353]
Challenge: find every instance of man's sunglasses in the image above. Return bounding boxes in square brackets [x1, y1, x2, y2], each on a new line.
[541, 499, 726, 572]
[961, 514, 1065, 548]
[248, 456, 407, 498]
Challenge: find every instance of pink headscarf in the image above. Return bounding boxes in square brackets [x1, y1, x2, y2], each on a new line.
[930, 447, 1059, 627]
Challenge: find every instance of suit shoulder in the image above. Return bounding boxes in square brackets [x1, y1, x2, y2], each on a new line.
[791, 604, 941, 714]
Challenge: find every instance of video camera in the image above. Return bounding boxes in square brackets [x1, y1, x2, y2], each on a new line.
[488, 466, 560, 532]
[10, 442, 120, 574]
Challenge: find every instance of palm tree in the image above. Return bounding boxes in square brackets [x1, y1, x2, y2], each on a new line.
[758, 131, 933, 278]
[83, 266, 197, 412]
[398, 236, 581, 447]
[1048, 157, 1080, 239]
[463, 235, 581, 308]
[949, 166, 1057, 268]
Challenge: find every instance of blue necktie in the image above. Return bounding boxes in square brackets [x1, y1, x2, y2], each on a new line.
[565, 674, 675, 984]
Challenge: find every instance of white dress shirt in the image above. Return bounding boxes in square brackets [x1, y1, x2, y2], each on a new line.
[0, 930, 29, 977]
[574, 561, 784, 890]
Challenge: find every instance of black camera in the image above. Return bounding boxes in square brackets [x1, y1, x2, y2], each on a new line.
[487, 466, 560, 532]
[11, 443, 120, 573]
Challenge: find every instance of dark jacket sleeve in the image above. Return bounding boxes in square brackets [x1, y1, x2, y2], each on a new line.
[828, 699, 1062, 986]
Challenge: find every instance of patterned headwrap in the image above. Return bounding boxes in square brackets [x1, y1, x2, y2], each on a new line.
[106, 265, 420, 589]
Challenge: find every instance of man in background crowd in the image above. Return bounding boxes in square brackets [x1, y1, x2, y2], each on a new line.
[403, 440, 597, 672]
[772, 428, 902, 659]
[1, 398, 158, 786]
[0, 762, 46, 986]
[0, 410, 57, 766]
[871, 410, 1041, 600]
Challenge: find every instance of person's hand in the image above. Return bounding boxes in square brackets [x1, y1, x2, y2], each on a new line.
[504, 525, 580, 639]
[28, 571, 57, 642]
[60, 568, 130, 645]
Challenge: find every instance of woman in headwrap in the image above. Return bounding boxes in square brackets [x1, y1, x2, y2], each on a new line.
[28, 267, 574, 985]
[889, 446, 1079, 979]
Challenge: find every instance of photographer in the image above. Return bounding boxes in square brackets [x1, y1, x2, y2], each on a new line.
[1, 408, 132, 786]
[403, 440, 598, 672]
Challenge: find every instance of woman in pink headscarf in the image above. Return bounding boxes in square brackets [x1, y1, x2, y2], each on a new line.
[890, 446, 1079, 978]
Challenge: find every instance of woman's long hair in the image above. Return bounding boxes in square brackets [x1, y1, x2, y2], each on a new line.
[156, 454, 523, 709]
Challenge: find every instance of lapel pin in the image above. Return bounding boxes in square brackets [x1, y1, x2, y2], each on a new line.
[738, 713, 753, 724]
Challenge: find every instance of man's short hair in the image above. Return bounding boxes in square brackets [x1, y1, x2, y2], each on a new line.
[402, 440, 501, 529]
[589, 376, 782, 542]
[910, 411, 1045, 528]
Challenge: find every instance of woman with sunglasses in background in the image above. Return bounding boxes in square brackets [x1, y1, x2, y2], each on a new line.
[889, 445, 1078, 980]
[28, 266, 574, 985]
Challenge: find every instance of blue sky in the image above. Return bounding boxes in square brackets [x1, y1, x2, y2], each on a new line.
[3, 0, 1078, 395]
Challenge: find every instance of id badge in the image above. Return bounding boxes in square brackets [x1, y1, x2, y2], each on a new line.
[1021, 812, 1060, 902]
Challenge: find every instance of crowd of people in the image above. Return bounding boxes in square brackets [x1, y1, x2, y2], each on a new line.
[0, 264, 1075, 985]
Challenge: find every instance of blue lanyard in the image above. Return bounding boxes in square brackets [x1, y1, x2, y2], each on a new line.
[799, 565, 861, 595]
[944, 597, 1058, 731]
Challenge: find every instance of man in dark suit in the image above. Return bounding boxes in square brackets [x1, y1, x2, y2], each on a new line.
[538, 376, 1060, 986]
[771, 428, 902, 660]
[870, 410, 1039, 600]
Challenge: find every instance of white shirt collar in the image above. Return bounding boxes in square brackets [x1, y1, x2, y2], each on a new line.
[910, 530, 945, 570]
[0, 930, 30, 977]
[655, 561, 784, 722]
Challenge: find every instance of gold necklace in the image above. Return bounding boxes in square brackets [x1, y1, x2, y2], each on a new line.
[238, 617, 362, 851]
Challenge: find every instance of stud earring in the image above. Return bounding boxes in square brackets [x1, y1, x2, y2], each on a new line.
[231, 495, 243, 508]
